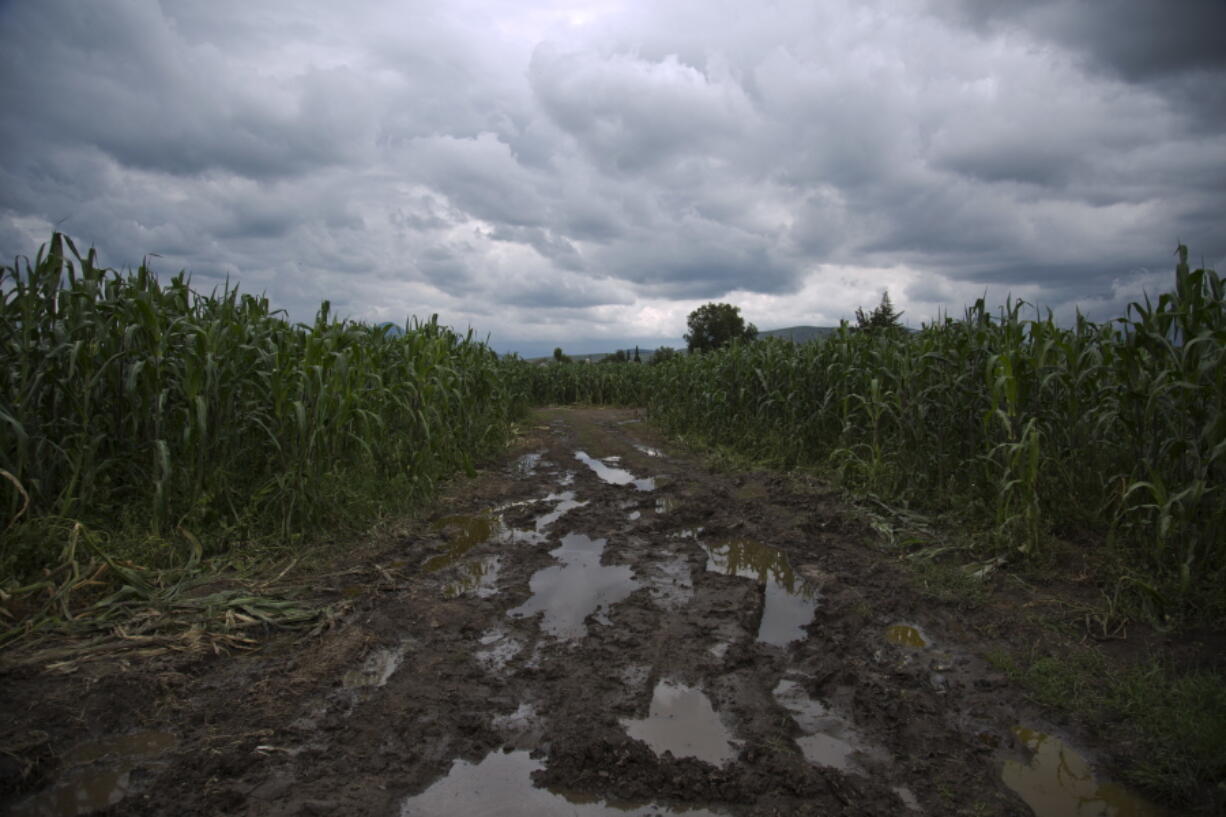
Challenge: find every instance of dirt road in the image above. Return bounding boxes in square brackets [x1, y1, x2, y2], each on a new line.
[1, 408, 1165, 816]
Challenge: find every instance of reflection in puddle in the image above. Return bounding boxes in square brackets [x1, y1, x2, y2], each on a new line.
[1002, 727, 1166, 817]
[529, 491, 587, 538]
[646, 557, 694, 610]
[61, 732, 176, 766]
[444, 555, 502, 598]
[11, 770, 131, 817]
[476, 629, 523, 673]
[508, 534, 639, 640]
[702, 540, 820, 646]
[773, 679, 889, 772]
[885, 625, 928, 648]
[575, 451, 656, 491]
[343, 644, 407, 688]
[425, 514, 503, 572]
[513, 451, 544, 477]
[894, 786, 921, 811]
[12, 732, 177, 817]
[634, 444, 664, 457]
[655, 497, 679, 514]
[398, 749, 719, 816]
[621, 680, 737, 766]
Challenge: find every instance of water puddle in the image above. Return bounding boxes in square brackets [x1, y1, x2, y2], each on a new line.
[508, 533, 639, 640]
[621, 680, 737, 766]
[575, 451, 656, 491]
[343, 644, 407, 688]
[425, 493, 586, 582]
[12, 732, 177, 817]
[398, 749, 720, 816]
[645, 557, 694, 610]
[655, 497, 679, 514]
[529, 491, 586, 537]
[702, 540, 820, 646]
[1002, 727, 1166, 817]
[885, 624, 928, 648]
[634, 444, 664, 457]
[773, 679, 889, 772]
[894, 786, 921, 811]
[444, 555, 502, 598]
[475, 628, 523, 674]
[424, 513, 503, 572]
[512, 451, 544, 477]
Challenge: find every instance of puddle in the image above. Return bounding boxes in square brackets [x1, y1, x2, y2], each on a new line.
[575, 451, 655, 491]
[529, 491, 587, 535]
[702, 540, 820, 646]
[398, 749, 720, 816]
[655, 497, 679, 514]
[444, 555, 502, 598]
[634, 444, 664, 457]
[885, 624, 928, 648]
[773, 679, 889, 772]
[475, 629, 523, 674]
[424, 513, 503, 572]
[61, 732, 176, 767]
[513, 451, 544, 477]
[646, 557, 694, 611]
[343, 644, 407, 688]
[12, 732, 177, 817]
[894, 786, 921, 811]
[621, 680, 737, 766]
[508, 533, 639, 640]
[1002, 727, 1166, 817]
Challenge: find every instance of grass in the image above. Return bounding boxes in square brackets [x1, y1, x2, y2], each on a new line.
[988, 645, 1226, 813]
[1, 234, 530, 647]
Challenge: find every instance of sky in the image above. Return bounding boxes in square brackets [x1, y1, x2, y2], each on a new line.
[2, 0, 1224, 357]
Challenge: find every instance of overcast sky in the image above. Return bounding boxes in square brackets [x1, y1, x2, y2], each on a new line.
[2, 0, 1223, 356]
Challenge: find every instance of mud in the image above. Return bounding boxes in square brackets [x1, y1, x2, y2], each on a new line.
[0, 407, 1167, 816]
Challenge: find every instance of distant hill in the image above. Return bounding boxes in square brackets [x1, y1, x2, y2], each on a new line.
[758, 325, 838, 343]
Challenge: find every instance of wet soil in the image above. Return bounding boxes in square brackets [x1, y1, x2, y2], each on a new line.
[0, 407, 1168, 816]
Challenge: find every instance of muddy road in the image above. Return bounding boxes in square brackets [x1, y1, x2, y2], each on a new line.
[2, 408, 1166, 816]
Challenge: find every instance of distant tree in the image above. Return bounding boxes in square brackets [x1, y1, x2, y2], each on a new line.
[553, 347, 572, 364]
[684, 303, 758, 353]
[600, 349, 630, 364]
[649, 346, 679, 365]
[854, 290, 904, 335]
[634, 345, 641, 363]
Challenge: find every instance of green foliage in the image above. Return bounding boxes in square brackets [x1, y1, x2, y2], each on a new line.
[854, 290, 905, 335]
[650, 346, 679, 365]
[600, 350, 630, 364]
[1, 234, 529, 581]
[521, 246, 1225, 622]
[684, 302, 758, 353]
[552, 347, 572, 364]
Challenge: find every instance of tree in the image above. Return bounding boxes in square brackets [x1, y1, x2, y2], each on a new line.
[649, 346, 679, 365]
[854, 290, 904, 335]
[600, 350, 629, 364]
[552, 347, 572, 364]
[684, 303, 758, 353]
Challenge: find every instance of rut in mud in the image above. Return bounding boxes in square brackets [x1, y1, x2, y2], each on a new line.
[2, 408, 1168, 817]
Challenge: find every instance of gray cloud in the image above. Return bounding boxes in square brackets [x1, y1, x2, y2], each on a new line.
[1, 0, 1223, 358]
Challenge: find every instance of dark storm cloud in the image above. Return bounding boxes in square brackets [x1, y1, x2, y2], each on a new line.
[1, 0, 1223, 355]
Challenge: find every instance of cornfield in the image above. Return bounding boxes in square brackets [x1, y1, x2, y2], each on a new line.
[526, 247, 1224, 621]
[3, 234, 1221, 624]
[1, 234, 527, 582]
